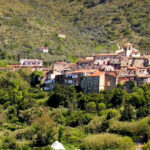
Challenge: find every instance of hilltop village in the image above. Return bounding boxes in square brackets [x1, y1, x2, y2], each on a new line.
[7, 43, 150, 93]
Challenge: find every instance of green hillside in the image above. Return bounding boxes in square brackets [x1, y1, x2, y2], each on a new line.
[0, 0, 150, 64]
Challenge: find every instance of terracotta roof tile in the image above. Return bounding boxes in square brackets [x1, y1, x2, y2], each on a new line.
[78, 59, 94, 62]
[88, 71, 105, 77]
[106, 72, 117, 77]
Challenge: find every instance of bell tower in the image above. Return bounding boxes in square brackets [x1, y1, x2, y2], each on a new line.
[123, 43, 133, 57]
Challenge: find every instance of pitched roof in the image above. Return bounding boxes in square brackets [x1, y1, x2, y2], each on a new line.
[88, 71, 105, 77]
[94, 53, 118, 57]
[127, 67, 137, 70]
[119, 77, 129, 82]
[55, 62, 67, 65]
[40, 47, 48, 49]
[9, 65, 44, 68]
[105, 72, 117, 77]
[78, 59, 94, 62]
[67, 69, 97, 74]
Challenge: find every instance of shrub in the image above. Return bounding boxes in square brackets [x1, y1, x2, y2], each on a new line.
[62, 127, 85, 145]
[108, 117, 150, 142]
[106, 109, 121, 120]
[85, 116, 105, 133]
[85, 102, 96, 113]
[21, 145, 32, 150]
[97, 103, 106, 111]
[143, 140, 150, 150]
[80, 133, 135, 150]
[0, 136, 19, 150]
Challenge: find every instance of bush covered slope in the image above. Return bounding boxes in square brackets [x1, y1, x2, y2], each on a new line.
[0, 0, 150, 64]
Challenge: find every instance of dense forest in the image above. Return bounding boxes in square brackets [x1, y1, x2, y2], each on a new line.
[0, 0, 150, 64]
[0, 68, 149, 149]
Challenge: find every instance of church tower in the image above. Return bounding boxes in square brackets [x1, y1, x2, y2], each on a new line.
[123, 43, 133, 57]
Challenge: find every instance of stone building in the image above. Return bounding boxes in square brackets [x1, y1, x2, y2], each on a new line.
[80, 71, 105, 93]
[55, 69, 98, 87]
[105, 72, 118, 91]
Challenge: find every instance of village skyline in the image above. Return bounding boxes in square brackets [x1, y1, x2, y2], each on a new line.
[5, 42, 150, 95]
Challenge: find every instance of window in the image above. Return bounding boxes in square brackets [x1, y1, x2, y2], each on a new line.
[88, 81, 92, 89]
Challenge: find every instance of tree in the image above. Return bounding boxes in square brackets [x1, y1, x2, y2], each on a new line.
[136, 107, 150, 119]
[30, 71, 43, 87]
[58, 127, 64, 142]
[129, 91, 146, 108]
[0, 71, 36, 114]
[47, 84, 77, 109]
[32, 113, 58, 147]
[110, 88, 125, 107]
[77, 92, 87, 110]
[66, 111, 92, 127]
[120, 105, 136, 121]
[100, 90, 111, 107]
[18, 68, 32, 83]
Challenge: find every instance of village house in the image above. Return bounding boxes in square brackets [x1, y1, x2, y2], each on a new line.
[127, 67, 148, 76]
[43, 62, 78, 91]
[94, 53, 118, 65]
[120, 75, 150, 92]
[135, 75, 150, 87]
[117, 66, 149, 78]
[55, 69, 98, 87]
[77, 59, 94, 68]
[143, 55, 150, 66]
[43, 73, 55, 91]
[130, 57, 146, 67]
[105, 72, 118, 91]
[100, 65, 115, 72]
[42, 42, 150, 92]
[52, 62, 77, 74]
[119, 56, 132, 69]
[39, 47, 49, 53]
[80, 71, 105, 94]
[109, 56, 121, 69]
[20, 59, 43, 66]
[9, 65, 48, 72]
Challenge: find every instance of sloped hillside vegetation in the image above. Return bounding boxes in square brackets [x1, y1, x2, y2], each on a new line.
[0, 0, 150, 64]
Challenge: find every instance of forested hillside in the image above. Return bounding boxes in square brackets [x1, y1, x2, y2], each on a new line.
[0, 0, 150, 64]
[0, 69, 150, 149]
